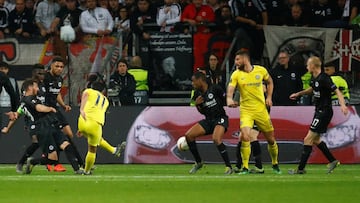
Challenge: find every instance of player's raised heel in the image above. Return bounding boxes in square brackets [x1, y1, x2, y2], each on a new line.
[327, 160, 340, 174]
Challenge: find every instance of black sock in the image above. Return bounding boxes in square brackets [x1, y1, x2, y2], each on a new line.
[216, 143, 231, 167]
[68, 138, 84, 167]
[251, 141, 262, 169]
[236, 141, 242, 168]
[18, 143, 39, 165]
[317, 141, 336, 162]
[30, 157, 57, 166]
[64, 145, 80, 171]
[187, 139, 202, 163]
[298, 145, 312, 170]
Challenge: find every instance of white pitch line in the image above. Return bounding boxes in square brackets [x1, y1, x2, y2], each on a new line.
[0, 175, 359, 182]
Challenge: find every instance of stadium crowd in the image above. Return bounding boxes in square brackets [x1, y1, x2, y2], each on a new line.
[0, 0, 358, 105]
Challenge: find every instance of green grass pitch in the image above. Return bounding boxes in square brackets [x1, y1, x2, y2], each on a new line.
[0, 164, 359, 203]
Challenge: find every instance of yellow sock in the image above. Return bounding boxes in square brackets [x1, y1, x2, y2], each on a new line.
[241, 141, 251, 169]
[99, 139, 115, 154]
[85, 151, 96, 173]
[267, 141, 279, 165]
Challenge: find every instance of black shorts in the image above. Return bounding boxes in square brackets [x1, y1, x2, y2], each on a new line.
[199, 115, 229, 135]
[310, 108, 333, 134]
[54, 109, 69, 128]
[33, 122, 58, 154]
[51, 128, 69, 149]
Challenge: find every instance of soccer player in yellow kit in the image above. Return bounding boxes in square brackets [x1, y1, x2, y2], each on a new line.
[227, 50, 281, 174]
[78, 81, 126, 175]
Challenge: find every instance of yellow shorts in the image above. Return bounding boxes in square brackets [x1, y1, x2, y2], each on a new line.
[78, 116, 102, 146]
[240, 109, 274, 132]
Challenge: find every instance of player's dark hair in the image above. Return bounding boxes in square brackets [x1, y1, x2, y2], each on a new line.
[21, 78, 36, 91]
[193, 71, 207, 82]
[91, 81, 106, 92]
[51, 56, 65, 64]
[235, 49, 250, 58]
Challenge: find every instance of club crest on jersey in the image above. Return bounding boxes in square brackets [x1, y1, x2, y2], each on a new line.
[58, 82, 62, 87]
[255, 75, 260, 80]
[41, 87, 46, 92]
[291, 73, 296, 77]
[49, 145, 54, 151]
[208, 93, 214, 99]
[315, 81, 319, 87]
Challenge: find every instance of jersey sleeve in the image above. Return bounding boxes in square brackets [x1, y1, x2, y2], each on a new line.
[228, 70, 239, 87]
[324, 74, 337, 92]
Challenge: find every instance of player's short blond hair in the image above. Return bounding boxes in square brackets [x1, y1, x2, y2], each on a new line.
[308, 56, 322, 68]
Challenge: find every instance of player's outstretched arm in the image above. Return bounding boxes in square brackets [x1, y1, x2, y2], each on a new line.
[289, 87, 313, 100]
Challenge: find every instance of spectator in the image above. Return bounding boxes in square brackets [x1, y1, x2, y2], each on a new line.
[203, 53, 224, 89]
[207, 0, 220, 13]
[79, 0, 114, 36]
[270, 51, 303, 106]
[78, 0, 87, 10]
[8, 0, 35, 38]
[24, 0, 34, 13]
[310, 0, 338, 27]
[229, 0, 268, 62]
[156, 0, 181, 32]
[324, 62, 350, 105]
[215, 4, 236, 35]
[181, 0, 215, 69]
[109, 58, 136, 106]
[98, 0, 109, 9]
[109, 0, 120, 20]
[283, 3, 309, 26]
[327, 0, 359, 28]
[35, 0, 60, 37]
[129, 0, 157, 40]
[3, 0, 15, 11]
[0, 0, 10, 39]
[124, 0, 136, 15]
[115, 5, 130, 33]
[128, 55, 149, 104]
[299, 70, 312, 105]
[49, 0, 82, 59]
[265, 0, 287, 25]
[0, 61, 20, 108]
[180, 0, 215, 34]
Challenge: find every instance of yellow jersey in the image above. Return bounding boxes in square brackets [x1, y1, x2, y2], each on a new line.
[82, 88, 109, 125]
[229, 65, 269, 112]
